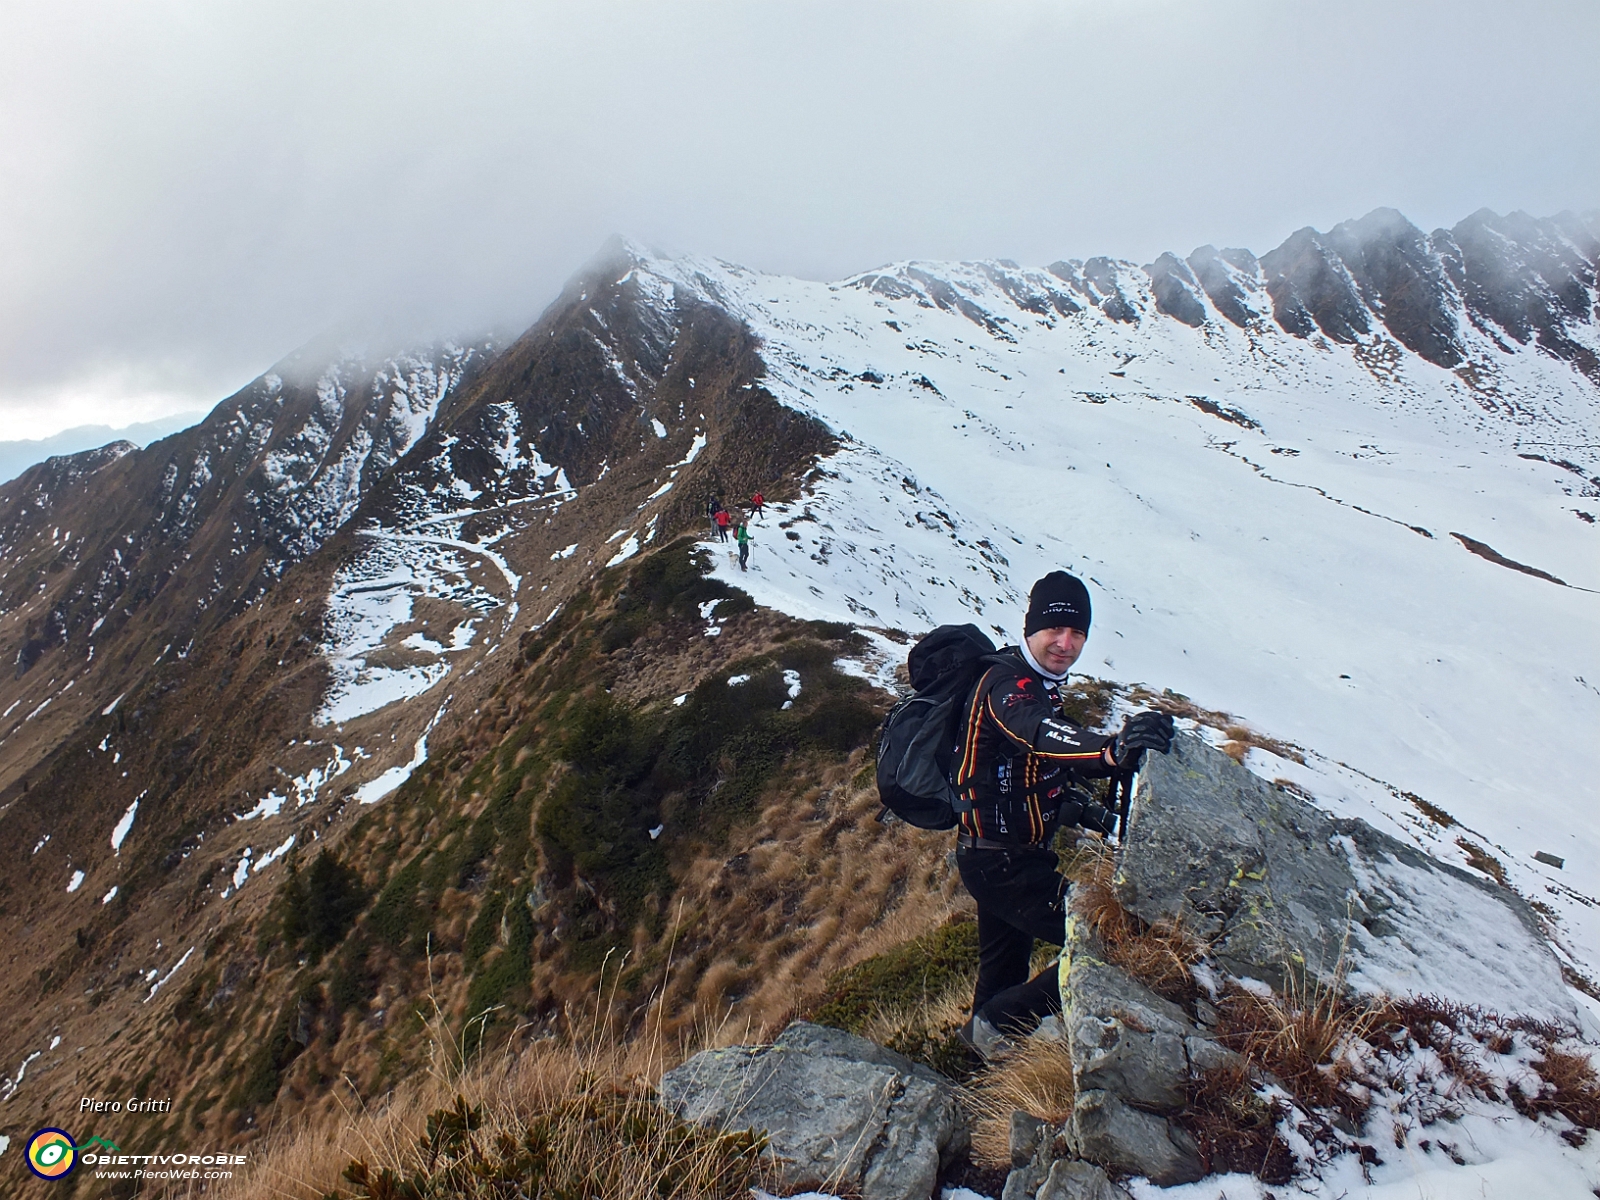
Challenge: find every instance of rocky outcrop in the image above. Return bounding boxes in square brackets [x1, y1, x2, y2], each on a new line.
[1142, 253, 1207, 328]
[1012, 734, 1587, 1194]
[1260, 227, 1372, 343]
[659, 1021, 968, 1200]
[1184, 245, 1262, 329]
[1324, 208, 1464, 368]
[1448, 208, 1600, 383]
[1116, 734, 1577, 1023]
[1055, 894, 1211, 1185]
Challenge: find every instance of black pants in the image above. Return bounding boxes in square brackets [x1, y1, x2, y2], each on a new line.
[957, 846, 1067, 1033]
[717, 525, 729, 541]
[738, 542, 749, 569]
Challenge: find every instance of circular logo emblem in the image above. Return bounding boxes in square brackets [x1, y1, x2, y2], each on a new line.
[26, 1128, 77, 1179]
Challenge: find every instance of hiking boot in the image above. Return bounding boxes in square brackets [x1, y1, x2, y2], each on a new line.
[956, 1013, 1010, 1062]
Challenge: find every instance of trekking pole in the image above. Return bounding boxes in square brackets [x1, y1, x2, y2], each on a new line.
[1115, 772, 1135, 844]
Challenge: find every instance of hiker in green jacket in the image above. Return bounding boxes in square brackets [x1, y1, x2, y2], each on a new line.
[735, 520, 752, 570]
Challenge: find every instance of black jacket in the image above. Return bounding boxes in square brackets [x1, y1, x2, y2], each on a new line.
[954, 647, 1115, 847]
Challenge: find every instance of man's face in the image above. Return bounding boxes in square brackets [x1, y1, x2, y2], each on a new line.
[1026, 625, 1087, 675]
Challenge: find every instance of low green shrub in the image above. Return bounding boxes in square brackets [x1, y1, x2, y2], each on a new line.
[810, 920, 979, 1033]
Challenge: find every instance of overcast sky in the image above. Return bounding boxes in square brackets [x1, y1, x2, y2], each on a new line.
[3, 0, 1597, 440]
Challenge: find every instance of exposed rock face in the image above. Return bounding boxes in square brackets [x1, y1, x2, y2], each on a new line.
[659, 1021, 968, 1200]
[1142, 253, 1207, 328]
[1115, 734, 1577, 1023]
[1037, 734, 1584, 1190]
[1006, 1144, 1133, 1200]
[1448, 208, 1600, 382]
[1260, 227, 1372, 343]
[1056, 894, 1211, 1185]
[1324, 208, 1464, 368]
[1080, 258, 1140, 324]
[1184, 245, 1262, 329]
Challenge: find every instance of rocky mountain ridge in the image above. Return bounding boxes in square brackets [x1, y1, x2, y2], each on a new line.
[0, 205, 1596, 1196]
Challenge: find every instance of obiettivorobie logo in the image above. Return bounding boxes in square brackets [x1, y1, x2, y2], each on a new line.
[26, 1129, 81, 1180]
[23, 1127, 244, 1183]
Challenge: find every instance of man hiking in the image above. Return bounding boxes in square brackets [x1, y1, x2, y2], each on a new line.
[750, 491, 765, 519]
[954, 571, 1174, 1058]
[714, 506, 732, 542]
[736, 520, 752, 570]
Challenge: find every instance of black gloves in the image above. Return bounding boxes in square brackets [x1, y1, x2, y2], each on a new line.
[1110, 711, 1175, 772]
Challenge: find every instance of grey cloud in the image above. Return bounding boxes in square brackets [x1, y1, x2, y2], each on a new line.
[2, 0, 1596, 433]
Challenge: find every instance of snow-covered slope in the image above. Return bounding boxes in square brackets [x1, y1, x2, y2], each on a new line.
[622, 213, 1600, 977]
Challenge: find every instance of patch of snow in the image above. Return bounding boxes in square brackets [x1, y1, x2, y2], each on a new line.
[673, 694, 688, 706]
[551, 543, 579, 560]
[402, 631, 448, 654]
[109, 794, 141, 854]
[32, 834, 49, 855]
[355, 702, 447, 804]
[674, 432, 708, 466]
[232, 849, 253, 889]
[254, 834, 296, 873]
[651, 417, 668, 438]
[606, 535, 640, 567]
[1339, 833, 1574, 1023]
[144, 945, 195, 1002]
[102, 886, 118, 904]
[237, 790, 288, 821]
[66, 869, 84, 893]
[727, 674, 752, 686]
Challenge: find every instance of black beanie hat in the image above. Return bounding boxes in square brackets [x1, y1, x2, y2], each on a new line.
[1025, 571, 1092, 637]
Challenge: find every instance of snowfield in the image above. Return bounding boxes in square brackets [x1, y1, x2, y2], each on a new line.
[624, 250, 1600, 986]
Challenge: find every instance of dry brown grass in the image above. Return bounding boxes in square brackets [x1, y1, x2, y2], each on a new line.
[1214, 975, 1382, 1121]
[1182, 1062, 1294, 1183]
[1068, 847, 1202, 1005]
[654, 752, 972, 1044]
[194, 988, 770, 1200]
[966, 1036, 1077, 1168]
[1455, 836, 1509, 886]
[1530, 1047, 1600, 1132]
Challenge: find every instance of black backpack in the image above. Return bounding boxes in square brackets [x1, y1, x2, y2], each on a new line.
[875, 624, 1012, 829]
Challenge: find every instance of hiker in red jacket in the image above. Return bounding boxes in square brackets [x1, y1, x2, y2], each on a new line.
[750, 491, 765, 519]
[714, 507, 732, 542]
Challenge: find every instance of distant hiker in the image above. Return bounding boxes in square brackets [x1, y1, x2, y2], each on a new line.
[736, 521, 751, 570]
[953, 572, 1174, 1058]
[715, 507, 732, 542]
[750, 491, 765, 518]
[706, 496, 722, 530]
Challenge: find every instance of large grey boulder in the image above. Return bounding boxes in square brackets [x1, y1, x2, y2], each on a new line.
[658, 1021, 967, 1200]
[1049, 733, 1583, 1187]
[1116, 733, 1579, 1025]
